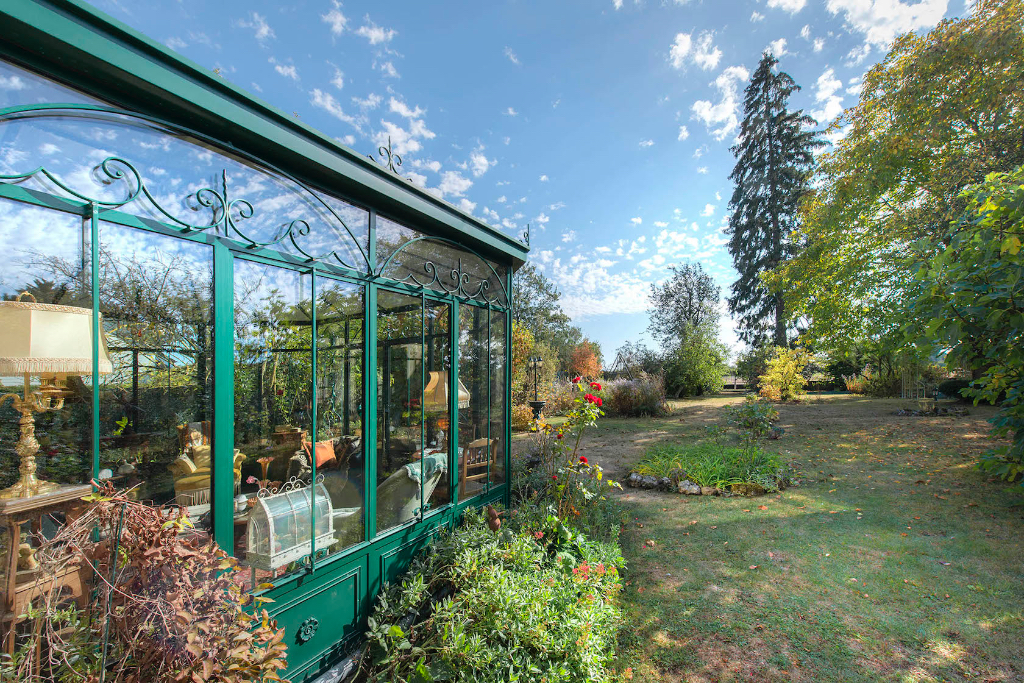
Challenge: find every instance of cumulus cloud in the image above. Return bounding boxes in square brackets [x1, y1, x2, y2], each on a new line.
[654, 221, 669, 228]
[273, 63, 298, 80]
[678, 125, 690, 141]
[826, 0, 948, 46]
[549, 201, 567, 211]
[457, 198, 477, 214]
[562, 230, 577, 243]
[630, 217, 643, 225]
[505, 107, 519, 117]
[238, 12, 275, 42]
[669, 31, 722, 71]
[768, 38, 788, 56]
[355, 18, 396, 44]
[701, 204, 715, 217]
[373, 117, 436, 156]
[439, 170, 473, 196]
[469, 148, 496, 177]
[691, 65, 749, 141]
[352, 93, 382, 111]
[697, 166, 708, 174]
[639, 139, 654, 148]
[322, 2, 347, 36]
[165, 37, 187, 50]
[330, 67, 344, 90]
[389, 97, 425, 119]
[751, 11, 765, 21]
[539, 174, 549, 182]
[767, 0, 807, 13]
[814, 38, 826, 52]
[310, 89, 360, 128]
[410, 158, 442, 173]
[811, 68, 845, 123]
[504, 47, 520, 65]
[535, 212, 551, 225]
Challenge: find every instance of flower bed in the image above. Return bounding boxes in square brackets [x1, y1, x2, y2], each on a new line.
[628, 443, 785, 495]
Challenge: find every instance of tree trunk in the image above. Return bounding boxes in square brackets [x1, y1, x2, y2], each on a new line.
[774, 294, 786, 348]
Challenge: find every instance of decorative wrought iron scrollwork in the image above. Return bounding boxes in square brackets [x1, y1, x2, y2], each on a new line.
[371, 136, 403, 174]
[377, 236, 508, 306]
[0, 105, 371, 272]
[521, 222, 530, 247]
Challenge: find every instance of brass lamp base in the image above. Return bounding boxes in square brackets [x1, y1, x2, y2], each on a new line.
[1, 385, 65, 500]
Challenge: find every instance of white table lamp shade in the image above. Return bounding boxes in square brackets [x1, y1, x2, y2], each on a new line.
[0, 299, 113, 375]
[423, 370, 470, 411]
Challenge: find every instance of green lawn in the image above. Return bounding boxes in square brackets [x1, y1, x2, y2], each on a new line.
[520, 394, 1024, 682]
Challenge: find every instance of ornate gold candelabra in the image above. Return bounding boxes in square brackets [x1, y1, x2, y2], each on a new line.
[0, 375, 65, 499]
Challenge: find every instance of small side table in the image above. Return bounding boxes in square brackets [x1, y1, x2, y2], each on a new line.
[0, 484, 92, 656]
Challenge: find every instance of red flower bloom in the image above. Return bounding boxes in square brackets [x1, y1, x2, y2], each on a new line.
[556, 432, 563, 440]
[590, 381, 602, 391]
[595, 396, 603, 407]
[572, 376, 582, 383]
[551, 475, 558, 480]
[578, 456, 588, 464]
[584, 393, 600, 405]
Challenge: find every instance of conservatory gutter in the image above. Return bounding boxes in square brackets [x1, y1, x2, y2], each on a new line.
[0, 0, 530, 269]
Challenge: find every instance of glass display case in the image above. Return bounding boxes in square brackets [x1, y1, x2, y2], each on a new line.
[245, 478, 335, 571]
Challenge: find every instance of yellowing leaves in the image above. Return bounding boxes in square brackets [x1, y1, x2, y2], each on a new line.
[1000, 234, 1021, 255]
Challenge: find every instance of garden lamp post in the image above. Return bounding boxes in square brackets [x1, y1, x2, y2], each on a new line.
[527, 356, 546, 419]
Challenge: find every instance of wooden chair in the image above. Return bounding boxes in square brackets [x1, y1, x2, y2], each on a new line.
[459, 437, 497, 499]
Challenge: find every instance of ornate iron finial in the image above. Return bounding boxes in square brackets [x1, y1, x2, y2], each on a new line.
[375, 136, 403, 174]
[521, 222, 530, 247]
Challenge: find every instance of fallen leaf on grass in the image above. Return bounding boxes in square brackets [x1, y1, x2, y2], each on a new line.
[939, 561, 951, 566]
[743, 509, 751, 513]
[758, 505, 768, 510]
[749, 565, 759, 570]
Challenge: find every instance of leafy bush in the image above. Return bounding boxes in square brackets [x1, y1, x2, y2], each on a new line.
[633, 443, 783, 492]
[758, 347, 808, 401]
[541, 378, 580, 415]
[511, 403, 534, 431]
[364, 511, 623, 683]
[843, 374, 868, 394]
[735, 345, 774, 386]
[725, 395, 780, 444]
[605, 373, 668, 417]
[938, 378, 972, 401]
[663, 330, 727, 397]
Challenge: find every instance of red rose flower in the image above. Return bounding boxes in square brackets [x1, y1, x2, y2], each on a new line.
[556, 432, 563, 440]
[590, 381, 602, 391]
[552, 475, 558, 480]
[595, 396, 603, 407]
[579, 455, 588, 464]
[584, 393, 598, 404]
[572, 376, 582, 383]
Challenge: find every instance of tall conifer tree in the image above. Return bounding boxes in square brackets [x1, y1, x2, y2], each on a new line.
[726, 52, 821, 347]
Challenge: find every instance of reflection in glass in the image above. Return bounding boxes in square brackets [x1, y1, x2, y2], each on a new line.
[97, 223, 213, 518]
[376, 292, 452, 532]
[233, 261, 314, 579]
[315, 278, 365, 555]
[457, 304, 492, 500]
[489, 311, 507, 486]
[0, 201, 92, 491]
[0, 58, 103, 109]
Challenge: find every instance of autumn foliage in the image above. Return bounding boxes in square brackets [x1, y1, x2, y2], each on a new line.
[567, 341, 601, 380]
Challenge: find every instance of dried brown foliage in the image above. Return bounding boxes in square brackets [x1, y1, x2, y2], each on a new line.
[7, 483, 288, 683]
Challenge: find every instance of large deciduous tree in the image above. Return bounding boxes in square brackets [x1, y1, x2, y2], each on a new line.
[727, 52, 821, 348]
[511, 262, 584, 368]
[773, 0, 1024, 349]
[647, 263, 721, 348]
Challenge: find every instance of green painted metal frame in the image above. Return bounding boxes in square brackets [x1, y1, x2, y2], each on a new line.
[0, 2, 529, 676]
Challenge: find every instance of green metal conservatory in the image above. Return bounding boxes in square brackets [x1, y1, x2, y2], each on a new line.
[0, 0, 527, 678]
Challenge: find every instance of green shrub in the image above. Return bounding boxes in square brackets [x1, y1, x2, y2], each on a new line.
[511, 403, 534, 431]
[758, 347, 808, 401]
[605, 373, 668, 417]
[542, 379, 579, 415]
[364, 511, 623, 683]
[724, 395, 779, 444]
[938, 378, 972, 401]
[633, 443, 783, 492]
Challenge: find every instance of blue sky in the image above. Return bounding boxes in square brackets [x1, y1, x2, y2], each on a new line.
[85, 0, 962, 361]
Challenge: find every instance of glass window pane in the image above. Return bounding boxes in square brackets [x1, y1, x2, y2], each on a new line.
[96, 223, 213, 524]
[424, 299, 452, 512]
[489, 311, 507, 487]
[233, 261, 313, 581]
[0, 109, 370, 271]
[457, 304, 490, 500]
[376, 217, 508, 306]
[376, 290, 424, 533]
[0, 200, 92, 494]
[315, 277, 364, 555]
[0, 58, 104, 108]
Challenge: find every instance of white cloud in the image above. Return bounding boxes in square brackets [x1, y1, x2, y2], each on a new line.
[539, 174, 549, 182]
[504, 47, 520, 65]
[310, 89, 360, 128]
[411, 158, 442, 173]
[826, 0, 948, 46]
[767, 0, 807, 13]
[355, 18, 396, 45]
[353, 93, 382, 111]
[331, 68, 344, 90]
[800, 25, 812, 39]
[469, 148, 496, 177]
[701, 203, 715, 217]
[457, 198, 477, 214]
[691, 65, 749, 141]
[697, 166, 709, 174]
[272, 61, 299, 81]
[496, 195, 507, 203]
[613, 0, 624, 8]
[751, 11, 765, 21]
[768, 38, 788, 56]
[389, 97, 425, 119]
[845, 43, 873, 65]
[373, 117, 436, 156]
[505, 107, 519, 116]
[238, 12, 275, 42]
[549, 201, 567, 210]
[814, 38, 826, 52]
[630, 217, 643, 225]
[811, 67, 844, 123]
[439, 170, 473, 197]
[502, 136, 511, 145]
[654, 221, 669, 228]
[639, 139, 654, 148]
[562, 230, 577, 243]
[0, 75, 26, 91]
[406, 171, 427, 187]
[340, 134, 356, 146]
[377, 61, 399, 78]
[535, 212, 551, 225]
[693, 144, 708, 158]
[846, 76, 864, 96]
[165, 37, 187, 50]
[322, 2, 347, 36]
[678, 125, 690, 141]
[482, 207, 500, 222]
[669, 31, 722, 71]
